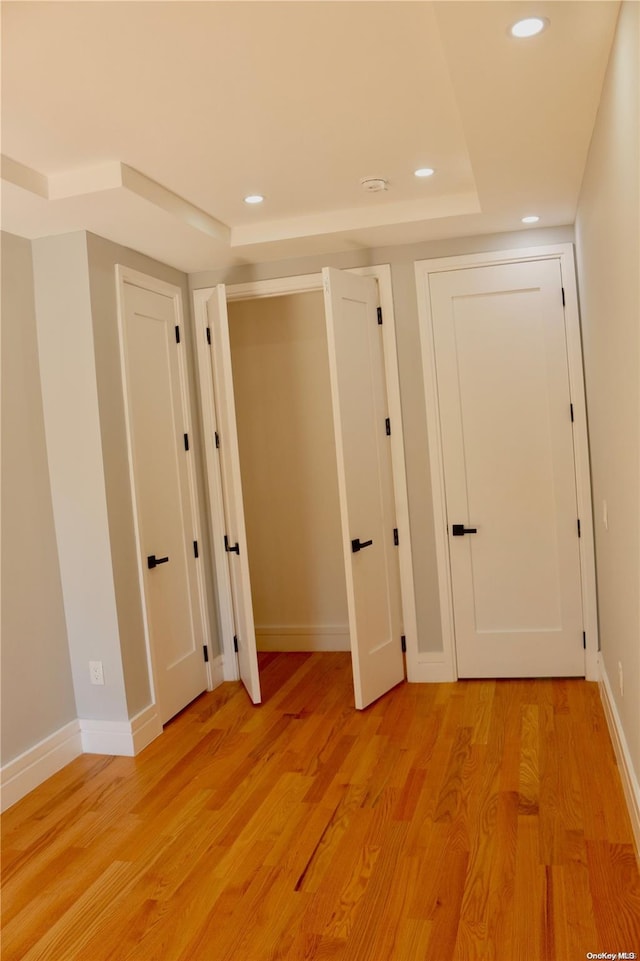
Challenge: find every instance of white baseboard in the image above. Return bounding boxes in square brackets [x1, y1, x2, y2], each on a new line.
[130, 705, 163, 754]
[407, 655, 456, 683]
[1, 720, 82, 813]
[209, 654, 225, 688]
[222, 654, 239, 682]
[256, 624, 350, 652]
[80, 704, 162, 757]
[598, 657, 640, 860]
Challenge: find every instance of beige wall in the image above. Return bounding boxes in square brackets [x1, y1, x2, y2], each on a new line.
[32, 232, 130, 721]
[229, 293, 348, 648]
[192, 225, 574, 654]
[1, 232, 77, 763]
[575, 2, 640, 780]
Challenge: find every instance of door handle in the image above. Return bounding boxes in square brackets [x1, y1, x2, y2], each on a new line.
[224, 535, 240, 555]
[451, 524, 478, 536]
[351, 537, 374, 553]
[147, 554, 170, 569]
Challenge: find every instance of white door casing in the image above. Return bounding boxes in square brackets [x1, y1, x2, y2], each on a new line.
[206, 286, 261, 704]
[116, 268, 210, 723]
[322, 268, 405, 708]
[415, 245, 598, 681]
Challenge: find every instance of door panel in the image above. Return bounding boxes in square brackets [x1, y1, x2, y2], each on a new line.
[323, 268, 404, 709]
[206, 287, 261, 704]
[122, 281, 208, 723]
[429, 259, 584, 677]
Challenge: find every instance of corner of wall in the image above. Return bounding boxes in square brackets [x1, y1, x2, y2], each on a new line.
[32, 231, 130, 724]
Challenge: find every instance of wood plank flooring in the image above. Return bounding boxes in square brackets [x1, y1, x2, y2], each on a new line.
[2, 652, 639, 961]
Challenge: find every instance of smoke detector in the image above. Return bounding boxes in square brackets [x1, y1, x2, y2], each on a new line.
[360, 177, 389, 193]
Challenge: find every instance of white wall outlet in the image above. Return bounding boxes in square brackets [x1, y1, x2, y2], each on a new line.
[602, 499, 608, 530]
[618, 661, 624, 697]
[89, 660, 104, 685]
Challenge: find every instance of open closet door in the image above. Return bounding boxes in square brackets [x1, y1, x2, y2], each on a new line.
[206, 286, 261, 704]
[323, 268, 404, 709]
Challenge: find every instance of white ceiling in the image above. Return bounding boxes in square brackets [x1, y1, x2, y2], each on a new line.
[1, 1, 619, 272]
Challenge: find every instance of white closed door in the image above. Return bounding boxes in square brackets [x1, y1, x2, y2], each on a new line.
[121, 280, 208, 723]
[206, 287, 261, 704]
[429, 259, 584, 677]
[323, 268, 405, 709]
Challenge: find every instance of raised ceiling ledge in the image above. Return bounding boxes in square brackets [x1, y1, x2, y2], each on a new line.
[1, 155, 230, 246]
[230, 191, 482, 248]
[1, 152, 485, 268]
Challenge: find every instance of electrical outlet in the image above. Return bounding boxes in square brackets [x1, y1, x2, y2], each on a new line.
[89, 660, 104, 685]
[618, 661, 624, 697]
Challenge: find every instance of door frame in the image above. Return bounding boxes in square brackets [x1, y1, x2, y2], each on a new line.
[192, 265, 419, 683]
[414, 243, 598, 682]
[115, 265, 215, 716]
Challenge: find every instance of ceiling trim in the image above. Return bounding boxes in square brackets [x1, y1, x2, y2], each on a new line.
[2, 155, 48, 198]
[1, 154, 230, 245]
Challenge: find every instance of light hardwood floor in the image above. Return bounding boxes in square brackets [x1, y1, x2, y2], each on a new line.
[2, 652, 639, 961]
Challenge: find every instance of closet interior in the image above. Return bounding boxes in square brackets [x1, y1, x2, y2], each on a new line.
[227, 291, 350, 654]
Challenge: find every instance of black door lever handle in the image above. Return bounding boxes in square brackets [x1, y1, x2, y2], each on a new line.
[351, 537, 374, 553]
[224, 535, 240, 555]
[147, 554, 170, 569]
[452, 524, 478, 536]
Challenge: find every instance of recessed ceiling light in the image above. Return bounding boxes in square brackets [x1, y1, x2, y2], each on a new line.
[511, 17, 548, 38]
[244, 194, 264, 204]
[415, 167, 435, 178]
[522, 215, 540, 224]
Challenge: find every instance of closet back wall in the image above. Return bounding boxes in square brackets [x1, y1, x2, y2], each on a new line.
[228, 292, 349, 652]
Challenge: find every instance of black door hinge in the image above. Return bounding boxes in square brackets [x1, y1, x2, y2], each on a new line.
[377, 307, 383, 325]
[393, 528, 399, 546]
[401, 635, 406, 653]
[193, 540, 199, 558]
[233, 636, 239, 653]
[206, 327, 211, 345]
[582, 632, 586, 650]
[562, 287, 566, 307]
[203, 645, 209, 663]
[385, 417, 391, 436]
[184, 433, 189, 451]
[570, 403, 574, 422]
[577, 519, 581, 538]
[215, 431, 220, 449]
[175, 325, 181, 344]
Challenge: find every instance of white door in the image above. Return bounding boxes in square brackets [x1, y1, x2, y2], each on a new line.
[206, 287, 261, 704]
[323, 268, 405, 709]
[120, 279, 208, 723]
[429, 259, 584, 677]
